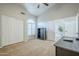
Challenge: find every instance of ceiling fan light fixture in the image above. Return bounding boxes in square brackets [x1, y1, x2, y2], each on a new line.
[37, 3, 49, 8]
[43, 3, 49, 6]
[20, 12, 26, 15]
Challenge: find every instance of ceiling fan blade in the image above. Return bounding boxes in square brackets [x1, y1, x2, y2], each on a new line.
[43, 3, 48, 6]
[37, 4, 40, 8]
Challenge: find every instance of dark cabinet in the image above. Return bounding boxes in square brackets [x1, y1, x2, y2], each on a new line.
[37, 28, 41, 39]
[37, 28, 47, 40]
[56, 47, 79, 56]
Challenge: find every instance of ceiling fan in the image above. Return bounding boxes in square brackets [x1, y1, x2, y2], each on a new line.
[37, 3, 49, 8]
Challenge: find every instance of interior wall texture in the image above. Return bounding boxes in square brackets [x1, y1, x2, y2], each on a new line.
[0, 3, 31, 43]
[38, 3, 78, 22]
[0, 3, 36, 41]
[37, 3, 79, 41]
[1, 15, 24, 46]
[0, 3, 28, 20]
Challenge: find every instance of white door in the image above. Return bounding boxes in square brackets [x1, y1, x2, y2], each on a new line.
[27, 23, 36, 39]
[1, 15, 24, 46]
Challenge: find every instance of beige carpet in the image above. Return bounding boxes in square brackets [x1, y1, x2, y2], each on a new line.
[0, 39, 55, 56]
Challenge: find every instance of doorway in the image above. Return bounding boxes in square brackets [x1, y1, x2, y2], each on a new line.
[27, 20, 36, 40]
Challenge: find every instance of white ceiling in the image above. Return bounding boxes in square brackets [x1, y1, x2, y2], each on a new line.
[24, 3, 55, 16]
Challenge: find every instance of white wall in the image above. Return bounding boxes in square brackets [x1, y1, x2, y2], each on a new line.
[54, 16, 77, 41]
[0, 3, 27, 20]
[0, 4, 33, 43]
[0, 15, 1, 47]
[38, 3, 78, 22]
[47, 21, 55, 41]
[25, 15, 37, 40]
[0, 4, 28, 47]
[37, 21, 55, 41]
[37, 22, 48, 28]
[37, 16, 77, 41]
[37, 4, 79, 41]
[1, 15, 24, 46]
